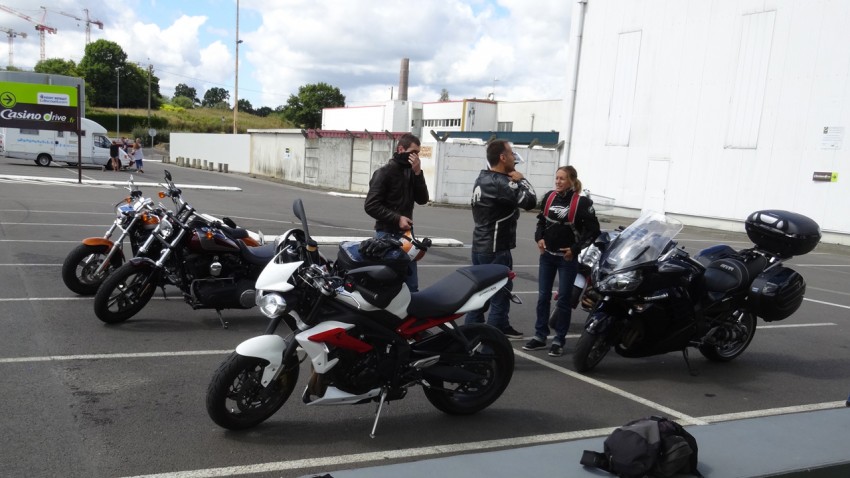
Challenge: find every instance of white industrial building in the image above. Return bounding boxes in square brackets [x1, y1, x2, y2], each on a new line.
[561, 0, 849, 243]
[322, 97, 563, 142]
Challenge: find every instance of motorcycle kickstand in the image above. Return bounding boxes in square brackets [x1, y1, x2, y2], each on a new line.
[370, 387, 389, 439]
[682, 348, 699, 376]
[159, 285, 168, 300]
[216, 310, 229, 329]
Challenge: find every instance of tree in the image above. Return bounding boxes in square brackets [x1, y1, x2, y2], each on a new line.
[77, 39, 162, 109]
[174, 83, 199, 105]
[171, 96, 194, 109]
[237, 98, 254, 114]
[202, 87, 230, 108]
[282, 82, 345, 129]
[439, 88, 450, 102]
[35, 58, 78, 77]
[255, 106, 273, 117]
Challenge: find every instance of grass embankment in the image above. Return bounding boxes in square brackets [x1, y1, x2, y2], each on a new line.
[90, 106, 293, 138]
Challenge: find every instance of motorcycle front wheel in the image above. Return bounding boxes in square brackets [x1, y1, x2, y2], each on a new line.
[93, 263, 157, 323]
[423, 324, 514, 415]
[698, 310, 757, 362]
[573, 330, 612, 373]
[62, 244, 123, 295]
[206, 352, 299, 430]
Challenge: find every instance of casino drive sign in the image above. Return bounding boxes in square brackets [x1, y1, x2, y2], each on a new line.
[0, 81, 79, 133]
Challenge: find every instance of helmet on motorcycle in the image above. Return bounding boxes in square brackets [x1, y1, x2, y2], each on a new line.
[400, 231, 428, 262]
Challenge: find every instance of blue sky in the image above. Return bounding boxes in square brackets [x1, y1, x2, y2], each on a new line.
[0, 0, 571, 109]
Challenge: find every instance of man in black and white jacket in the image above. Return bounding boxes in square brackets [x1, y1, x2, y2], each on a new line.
[465, 139, 537, 339]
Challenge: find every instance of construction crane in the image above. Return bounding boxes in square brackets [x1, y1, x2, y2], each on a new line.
[0, 4, 56, 60]
[0, 26, 25, 67]
[50, 8, 103, 45]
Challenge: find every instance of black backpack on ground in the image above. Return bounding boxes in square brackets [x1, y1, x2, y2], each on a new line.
[580, 416, 702, 478]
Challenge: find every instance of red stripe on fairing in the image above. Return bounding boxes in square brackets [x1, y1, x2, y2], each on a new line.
[396, 314, 463, 339]
[308, 328, 373, 353]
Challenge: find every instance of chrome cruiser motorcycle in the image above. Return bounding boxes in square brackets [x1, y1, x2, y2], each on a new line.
[206, 199, 515, 436]
[573, 210, 820, 373]
[92, 170, 274, 327]
[61, 176, 160, 295]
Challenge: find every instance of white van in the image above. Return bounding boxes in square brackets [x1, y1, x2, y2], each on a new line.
[1, 117, 112, 167]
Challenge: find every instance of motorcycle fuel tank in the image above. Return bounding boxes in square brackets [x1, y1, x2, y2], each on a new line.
[190, 227, 240, 252]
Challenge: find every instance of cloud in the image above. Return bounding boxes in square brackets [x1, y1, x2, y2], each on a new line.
[2, 0, 572, 109]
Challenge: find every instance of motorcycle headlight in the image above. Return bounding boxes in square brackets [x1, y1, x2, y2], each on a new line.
[257, 292, 287, 318]
[116, 203, 134, 218]
[157, 219, 174, 239]
[597, 270, 642, 293]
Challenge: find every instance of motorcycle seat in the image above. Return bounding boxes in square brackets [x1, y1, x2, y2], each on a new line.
[237, 242, 276, 266]
[703, 258, 750, 293]
[407, 264, 509, 318]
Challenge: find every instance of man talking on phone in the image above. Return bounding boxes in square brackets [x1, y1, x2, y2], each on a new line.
[364, 133, 430, 291]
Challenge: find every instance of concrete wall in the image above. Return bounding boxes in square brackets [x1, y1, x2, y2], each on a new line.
[249, 129, 306, 181]
[433, 142, 560, 205]
[170, 133, 251, 173]
[568, 0, 850, 242]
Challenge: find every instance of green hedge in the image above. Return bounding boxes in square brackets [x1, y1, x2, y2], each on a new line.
[87, 112, 169, 135]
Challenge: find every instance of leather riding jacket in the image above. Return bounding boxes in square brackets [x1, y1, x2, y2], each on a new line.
[364, 154, 429, 233]
[534, 189, 600, 257]
[471, 169, 537, 253]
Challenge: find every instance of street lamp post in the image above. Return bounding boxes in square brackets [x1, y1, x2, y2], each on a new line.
[116, 66, 122, 135]
[233, 0, 241, 134]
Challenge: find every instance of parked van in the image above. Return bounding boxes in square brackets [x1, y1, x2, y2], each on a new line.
[1, 117, 112, 168]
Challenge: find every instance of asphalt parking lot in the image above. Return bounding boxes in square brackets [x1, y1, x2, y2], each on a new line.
[1, 157, 848, 477]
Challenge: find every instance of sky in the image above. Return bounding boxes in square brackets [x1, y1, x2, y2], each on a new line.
[0, 0, 572, 109]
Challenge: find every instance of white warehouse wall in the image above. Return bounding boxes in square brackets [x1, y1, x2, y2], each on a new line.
[567, 0, 850, 242]
[170, 133, 251, 173]
[499, 100, 564, 132]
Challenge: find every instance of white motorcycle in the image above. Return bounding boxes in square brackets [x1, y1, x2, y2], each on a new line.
[205, 199, 516, 437]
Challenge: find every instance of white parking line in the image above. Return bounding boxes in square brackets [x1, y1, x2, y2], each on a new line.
[515, 349, 707, 425]
[0, 350, 231, 364]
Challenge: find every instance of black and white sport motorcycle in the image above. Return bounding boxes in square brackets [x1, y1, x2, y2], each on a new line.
[573, 209, 820, 373]
[205, 199, 515, 436]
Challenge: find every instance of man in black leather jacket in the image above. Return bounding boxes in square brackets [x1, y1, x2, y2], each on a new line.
[364, 133, 429, 291]
[465, 139, 537, 339]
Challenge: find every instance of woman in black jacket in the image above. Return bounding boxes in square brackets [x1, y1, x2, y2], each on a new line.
[523, 166, 599, 357]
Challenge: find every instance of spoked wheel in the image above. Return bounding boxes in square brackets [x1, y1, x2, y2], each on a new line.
[61, 244, 122, 295]
[699, 310, 757, 362]
[206, 352, 299, 430]
[92, 263, 157, 323]
[573, 330, 612, 373]
[422, 324, 514, 415]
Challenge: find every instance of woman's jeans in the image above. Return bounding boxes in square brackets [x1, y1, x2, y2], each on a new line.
[534, 251, 578, 345]
[464, 249, 513, 331]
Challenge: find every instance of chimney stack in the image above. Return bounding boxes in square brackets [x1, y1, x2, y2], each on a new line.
[399, 58, 409, 101]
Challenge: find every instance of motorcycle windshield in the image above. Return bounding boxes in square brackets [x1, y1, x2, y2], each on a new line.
[599, 211, 683, 272]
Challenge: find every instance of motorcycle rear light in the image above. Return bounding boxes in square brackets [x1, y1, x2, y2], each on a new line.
[508, 270, 516, 280]
[158, 191, 166, 199]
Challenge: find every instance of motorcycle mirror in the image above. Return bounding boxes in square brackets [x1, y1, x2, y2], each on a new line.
[292, 199, 318, 247]
[222, 217, 237, 228]
[164, 170, 172, 181]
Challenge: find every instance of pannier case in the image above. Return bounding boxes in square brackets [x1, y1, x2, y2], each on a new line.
[748, 265, 806, 321]
[744, 210, 820, 257]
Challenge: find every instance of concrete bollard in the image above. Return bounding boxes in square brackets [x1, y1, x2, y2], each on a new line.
[163, 156, 170, 164]
[178, 157, 185, 167]
[223, 163, 229, 173]
[208, 162, 215, 171]
[218, 163, 223, 172]
[203, 160, 208, 170]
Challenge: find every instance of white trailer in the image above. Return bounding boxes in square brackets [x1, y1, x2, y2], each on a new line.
[1, 117, 112, 167]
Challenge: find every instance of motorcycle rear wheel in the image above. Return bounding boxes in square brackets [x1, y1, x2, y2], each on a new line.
[423, 324, 514, 415]
[206, 352, 299, 430]
[62, 244, 122, 295]
[698, 311, 757, 362]
[93, 263, 157, 323]
[573, 330, 611, 373]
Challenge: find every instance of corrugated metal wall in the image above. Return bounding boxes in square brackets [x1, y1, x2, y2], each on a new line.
[569, 0, 850, 240]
